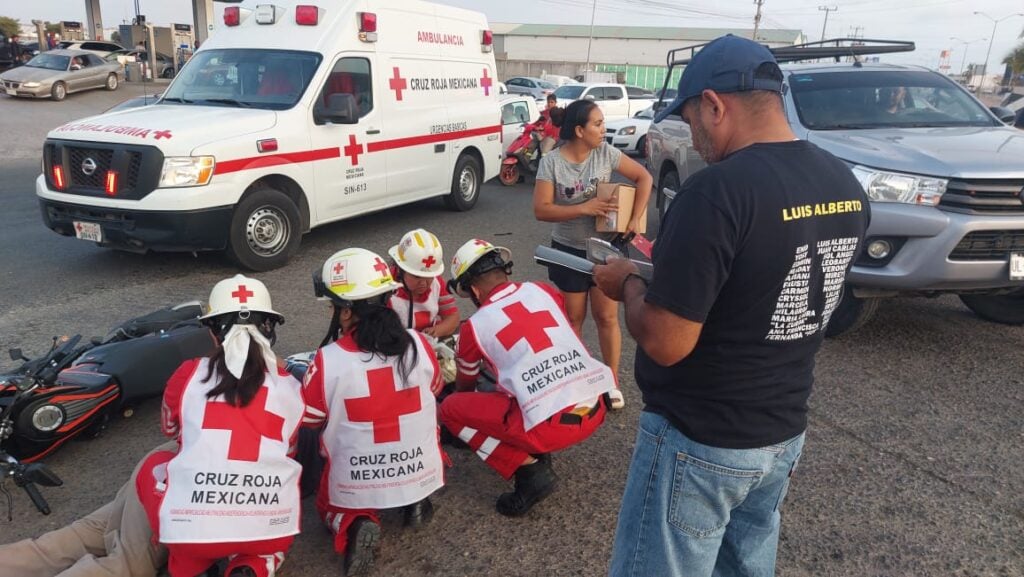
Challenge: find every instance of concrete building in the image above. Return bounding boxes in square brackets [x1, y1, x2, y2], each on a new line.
[493, 23, 804, 88]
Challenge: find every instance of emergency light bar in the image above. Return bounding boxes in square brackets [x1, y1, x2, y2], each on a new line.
[223, 6, 241, 26]
[482, 30, 493, 53]
[359, 12, 377, 42]
[255, 5, 278, 25]
[295, 5, 319, 26]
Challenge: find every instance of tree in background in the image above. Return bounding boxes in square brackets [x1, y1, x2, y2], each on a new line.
[45, 22, 60, 35]
[111, 30, 121, 44]
[0, 16, 20, 39]
[1004, 42, 1024, 88]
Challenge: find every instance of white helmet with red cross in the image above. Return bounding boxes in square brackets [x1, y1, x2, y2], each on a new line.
[201, 274, 280, 319]
[448, 239, 512, 297]
[317, 247, 401, 303]
[388, 228, 445, 277]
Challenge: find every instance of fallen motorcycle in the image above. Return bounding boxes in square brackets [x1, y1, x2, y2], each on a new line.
[0, 302, 217, 462]
[1, 376, 63, 519]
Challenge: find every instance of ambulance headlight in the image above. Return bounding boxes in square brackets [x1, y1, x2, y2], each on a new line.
[159, 156, 216, 187]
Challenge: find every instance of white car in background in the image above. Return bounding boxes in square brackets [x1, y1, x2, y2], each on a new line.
[499, 94, 540, 146]
[604, 106, 654, 155]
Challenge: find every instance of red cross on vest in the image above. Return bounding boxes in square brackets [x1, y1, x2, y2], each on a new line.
[496, 301, 558, 353]
[344, 134, 363, 166]
[345, 367, 421, 444]
[373, 257, 389, 277]
[389, 67, 407, 101]
[480, 68, 493, 96]
[201, 387, 285, 462]
[232, 285, 255, 303]
[421, 254, 437, 269]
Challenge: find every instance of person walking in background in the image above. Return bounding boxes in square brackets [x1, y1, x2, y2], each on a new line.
[533, 99, 652, 410]
[594, 35, 869, 577]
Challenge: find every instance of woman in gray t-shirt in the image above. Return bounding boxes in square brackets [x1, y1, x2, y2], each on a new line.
[534, 100, 653, 410]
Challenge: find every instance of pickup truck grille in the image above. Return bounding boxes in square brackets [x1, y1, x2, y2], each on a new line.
[44, 140, 162, 200]
[949, 230, 1024, 261]
[939, 179, 1024, 215]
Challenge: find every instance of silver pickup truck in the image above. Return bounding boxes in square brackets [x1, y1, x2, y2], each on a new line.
[647, 41, 1024, 336]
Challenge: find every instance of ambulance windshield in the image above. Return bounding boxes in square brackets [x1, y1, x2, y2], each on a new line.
[162, 49, 322, 110]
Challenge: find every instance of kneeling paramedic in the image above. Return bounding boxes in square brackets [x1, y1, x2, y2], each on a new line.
[387, 228, 460, 385]
[136, 275, 305, 577]
[302, 248, 445, 576]
[439, 239, 614, 516]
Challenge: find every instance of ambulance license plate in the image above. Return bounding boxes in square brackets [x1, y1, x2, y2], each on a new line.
[74, 221, 103, 243]
[1011, 253, 1024, 281]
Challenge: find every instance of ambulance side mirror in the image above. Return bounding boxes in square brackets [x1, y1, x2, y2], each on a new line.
[315, 93, 359, 125]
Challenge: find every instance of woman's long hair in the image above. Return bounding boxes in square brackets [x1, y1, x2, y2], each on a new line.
[203, 313, 278, 407]
[319, 294, 418, 383]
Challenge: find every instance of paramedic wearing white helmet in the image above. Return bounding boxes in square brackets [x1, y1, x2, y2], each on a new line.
[301, 248, 445, 576]
[387, 228, 460, 339]
[439, 239, 614, 517]
[136, 275, 304, 577]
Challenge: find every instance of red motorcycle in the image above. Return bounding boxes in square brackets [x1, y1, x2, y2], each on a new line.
[499, 119, 545, 186]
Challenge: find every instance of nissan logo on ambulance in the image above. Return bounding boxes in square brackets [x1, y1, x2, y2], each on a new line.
[36, 0, 501, 272]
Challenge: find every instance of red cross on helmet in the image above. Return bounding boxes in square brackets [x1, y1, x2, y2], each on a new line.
[449, 239, 512, 298]
[388, 228, 445, 277]
[201, 274, 280, 319]
[318, 247, 401, 303]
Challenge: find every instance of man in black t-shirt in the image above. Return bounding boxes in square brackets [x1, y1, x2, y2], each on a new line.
[595, 35, 868, 577]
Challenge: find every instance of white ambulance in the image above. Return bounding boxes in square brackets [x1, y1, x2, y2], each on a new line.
[36, 0, 501, 270]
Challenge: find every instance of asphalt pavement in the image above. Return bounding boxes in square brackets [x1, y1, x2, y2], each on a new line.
[0, 86, 1021, 577]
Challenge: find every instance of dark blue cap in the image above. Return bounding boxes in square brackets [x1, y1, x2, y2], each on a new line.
[654, 34, 783, 123]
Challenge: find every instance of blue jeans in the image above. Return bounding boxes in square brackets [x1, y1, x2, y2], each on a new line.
[609, 412, 804, 577]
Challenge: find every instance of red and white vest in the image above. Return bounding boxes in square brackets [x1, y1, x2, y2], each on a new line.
[318, 331, 443, 509]
[389, 278, 442, 331]
[158, 359, 304, 543]
[470, 283, 614, 430]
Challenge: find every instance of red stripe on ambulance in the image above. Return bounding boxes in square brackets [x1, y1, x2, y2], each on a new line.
[215, 125, 501, 174]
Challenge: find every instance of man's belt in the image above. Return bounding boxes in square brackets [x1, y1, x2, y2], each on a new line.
[557, 401, 602, 426]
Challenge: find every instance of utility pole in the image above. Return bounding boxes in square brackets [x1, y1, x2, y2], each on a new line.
[973, 11, 1023, 94]
[752, 0, 765, 41]
[849, 26, 864, 40]
[818, 6, 837, 42]
[951, 37, 987, 81]
[584, 0, 597, 74]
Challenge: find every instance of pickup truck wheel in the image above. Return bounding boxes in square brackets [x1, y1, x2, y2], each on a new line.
[445, 154, 481, 211]
[959, 290, 1024, 325]
[659, 169, 680, 221]
[226, 188, 301, 272]
[825, 285, 880, 337]
[51, 81, 67, 101]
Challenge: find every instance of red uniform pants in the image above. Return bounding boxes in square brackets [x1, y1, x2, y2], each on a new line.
[135, 451, 293, 577]
[439, 391, 606, 479]
[315, 470, 379, 555]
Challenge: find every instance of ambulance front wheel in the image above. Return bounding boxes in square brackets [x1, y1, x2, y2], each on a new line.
[445, 154, 482, 212]
[226, 187, 302, 272]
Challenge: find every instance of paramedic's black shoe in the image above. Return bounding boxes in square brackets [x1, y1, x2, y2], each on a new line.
[343, 518, 381, 576]
[403, 497, 435, 528]
[495, 455, 558, 517]
[228, 567, 257, 577]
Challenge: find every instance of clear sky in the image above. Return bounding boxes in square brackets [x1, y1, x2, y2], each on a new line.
[4, 0, 1023, 73]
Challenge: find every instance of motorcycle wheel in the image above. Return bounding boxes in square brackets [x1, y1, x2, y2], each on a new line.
[499, 164, 520, 186]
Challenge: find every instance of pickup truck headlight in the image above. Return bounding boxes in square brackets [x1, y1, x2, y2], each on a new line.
[159, 156, 215, 187]
[850, 166, 946, 206]
[617, 126, 637, 135]
[22, 82, 41, 88]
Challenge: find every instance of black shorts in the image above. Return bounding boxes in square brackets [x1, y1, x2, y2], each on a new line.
[547, 240, 594, 293]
